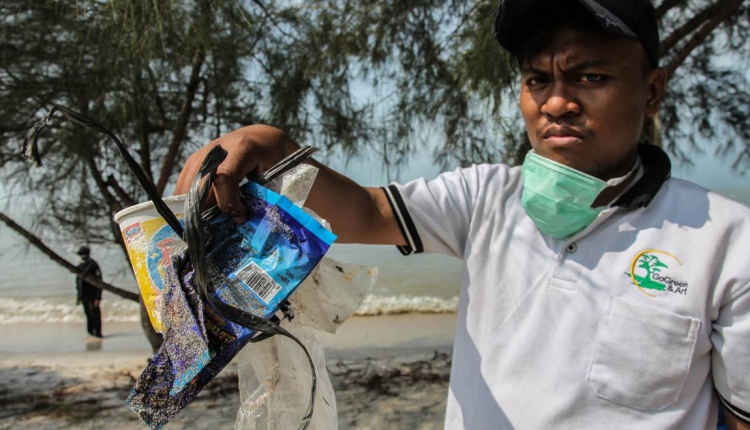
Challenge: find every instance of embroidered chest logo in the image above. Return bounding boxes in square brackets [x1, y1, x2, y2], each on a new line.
[625, 250, 689, 297]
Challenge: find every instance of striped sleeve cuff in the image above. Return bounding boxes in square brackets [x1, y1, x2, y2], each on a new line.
[382, 185, 423, 256]
[719, 392, 750, 425]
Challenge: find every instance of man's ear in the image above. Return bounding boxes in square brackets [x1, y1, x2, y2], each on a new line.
[645, 67, 668, 118]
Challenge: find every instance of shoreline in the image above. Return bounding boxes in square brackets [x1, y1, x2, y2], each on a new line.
[0, 313, 456, 356]
[0, 314, 456, 429]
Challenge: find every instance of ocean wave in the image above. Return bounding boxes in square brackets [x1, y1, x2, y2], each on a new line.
[0, 294, 458, 324]
[354, 295, 458, 315]
[0, 297, 140, 324]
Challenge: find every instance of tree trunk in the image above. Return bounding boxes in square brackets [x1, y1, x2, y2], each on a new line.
[0, 210, 163, 352]
[665, 0, 744, 78]
[140, 295, 163, 353]
[0, 211, 139, 301]
[156, 50, 206, 196]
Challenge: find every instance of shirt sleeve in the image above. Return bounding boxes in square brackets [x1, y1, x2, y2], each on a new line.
[712, 282, 750, 425]
[382, 165, 488, 259]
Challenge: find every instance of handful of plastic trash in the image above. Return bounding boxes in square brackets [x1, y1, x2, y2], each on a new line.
[121, 153, 337, 429]
[22, 106, 376, 430]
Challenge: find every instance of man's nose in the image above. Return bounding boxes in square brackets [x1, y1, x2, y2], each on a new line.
[540, 83, 581, 119]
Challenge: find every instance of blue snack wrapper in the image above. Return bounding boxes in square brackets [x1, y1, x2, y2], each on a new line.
[127, 183, 336, 429]
[21, 107, 326, 430]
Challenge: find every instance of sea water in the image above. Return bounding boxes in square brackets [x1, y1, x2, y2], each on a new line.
[0, 226, 463, 323]
[0, 187, 748, 324]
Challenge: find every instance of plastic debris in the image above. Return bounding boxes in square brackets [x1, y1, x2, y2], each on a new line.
[232, 165, 376, 430]
[24, 106, 377, 430]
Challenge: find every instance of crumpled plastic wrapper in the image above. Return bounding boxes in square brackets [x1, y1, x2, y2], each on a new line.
[234, 164, 377, 430]
[23, 106, 360, 429]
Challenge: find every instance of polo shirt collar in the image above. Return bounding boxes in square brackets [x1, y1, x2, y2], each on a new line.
[612, 144, 672, 210]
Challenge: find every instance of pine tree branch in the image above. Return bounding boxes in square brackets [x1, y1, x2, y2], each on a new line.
[146, 65, 169, 128]
[0, 211, 139, 302]
[138, 113, 153, 182]
[656, 0, 689, 20]
[84, 152, 133, 258]
[156, 50, 205, 196]
[661, 2, 723, 55]
[106, 174, 136, 207]
[665, 0, 742, 78]
[85, 153, 123, 213]
[133, 70, 154, 183]
[248, 0, 296, 40]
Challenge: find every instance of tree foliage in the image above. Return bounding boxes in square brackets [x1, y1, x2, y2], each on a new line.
[656, 0, 750, 166]
[1, 0, 748, 250]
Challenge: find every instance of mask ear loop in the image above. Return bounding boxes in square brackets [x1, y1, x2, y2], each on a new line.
[186, 146, 317, 430]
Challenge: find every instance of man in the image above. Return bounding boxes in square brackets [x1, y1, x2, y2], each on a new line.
[177, 0, 750, 428]
[75, 245, 103, 338]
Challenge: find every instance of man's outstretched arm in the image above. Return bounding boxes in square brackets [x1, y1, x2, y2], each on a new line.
[726, 409, 750, 430]
[174, 124, 405, 246]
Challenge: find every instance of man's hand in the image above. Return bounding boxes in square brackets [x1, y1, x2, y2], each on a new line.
[94, 300, 101, 308]
[175, 125, 405, 246]
[175, 125, 299, 224]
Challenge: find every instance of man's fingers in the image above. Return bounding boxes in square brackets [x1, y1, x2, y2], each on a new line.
[174, 126, 281, 222]
[213, 171, 247, 224]
[175, 147, 247, 223]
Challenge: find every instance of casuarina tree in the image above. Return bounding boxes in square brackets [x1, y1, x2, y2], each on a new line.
[1, 0, 748, 350]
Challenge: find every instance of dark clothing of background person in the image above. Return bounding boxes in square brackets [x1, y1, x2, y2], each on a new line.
[76, 257, 103, 337]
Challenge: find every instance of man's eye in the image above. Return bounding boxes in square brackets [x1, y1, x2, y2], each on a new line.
[526, 75, 549, 86]
[581, 74, 605, 83]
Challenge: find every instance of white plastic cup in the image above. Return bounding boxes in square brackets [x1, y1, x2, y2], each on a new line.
[114, 196, 186, 333]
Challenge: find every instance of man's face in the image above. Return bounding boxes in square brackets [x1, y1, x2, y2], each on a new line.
[519, 27, 665, 180]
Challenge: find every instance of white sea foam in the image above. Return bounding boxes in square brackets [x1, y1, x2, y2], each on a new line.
[0, 294, 458, 324]
[0, 297, 140, 324]
[354, 295, 459, 316]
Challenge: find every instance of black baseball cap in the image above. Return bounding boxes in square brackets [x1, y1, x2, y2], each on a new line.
[77, 246, 91, 256]
[494, 0, 660, 67]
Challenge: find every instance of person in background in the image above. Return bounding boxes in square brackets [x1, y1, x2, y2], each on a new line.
[75, 245, 103, 338]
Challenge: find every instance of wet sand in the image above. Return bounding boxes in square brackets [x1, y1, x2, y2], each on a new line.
[0, 314, 456, 429]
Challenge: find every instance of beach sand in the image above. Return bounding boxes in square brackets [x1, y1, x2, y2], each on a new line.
[0, 314, 456, 429]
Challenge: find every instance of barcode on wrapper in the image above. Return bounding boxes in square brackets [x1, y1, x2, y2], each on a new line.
[233, 261, 282, 304]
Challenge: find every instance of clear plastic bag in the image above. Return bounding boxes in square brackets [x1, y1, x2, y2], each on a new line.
[234, 257, 376, 430]
[233, 167, 377, 430]
[235, 319, 334, 430]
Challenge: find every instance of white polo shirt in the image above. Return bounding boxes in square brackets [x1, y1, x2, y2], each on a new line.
[383, 146, 750, 429]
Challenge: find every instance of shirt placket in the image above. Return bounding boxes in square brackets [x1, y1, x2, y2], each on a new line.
[549, 208, 621, 291]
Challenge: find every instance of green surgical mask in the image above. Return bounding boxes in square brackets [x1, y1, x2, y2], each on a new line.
[521, 151, 636, 239]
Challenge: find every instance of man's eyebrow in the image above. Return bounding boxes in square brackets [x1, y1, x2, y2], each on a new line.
[521, 63, 547, 74]
[522, 59, 611, 74]
[561, 59, 610, 72]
